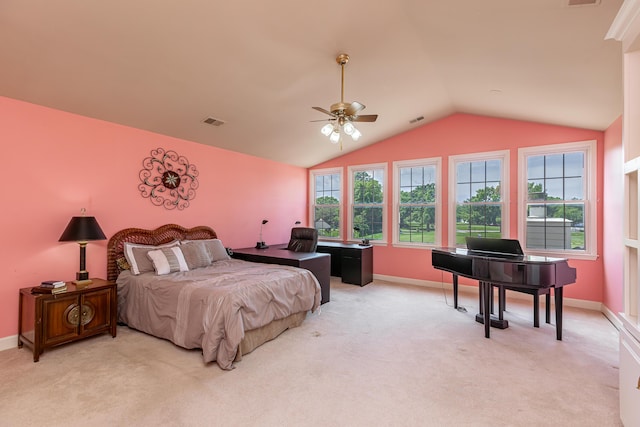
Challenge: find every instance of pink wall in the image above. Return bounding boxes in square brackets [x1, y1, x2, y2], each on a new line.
[603, 116, 624, 313]
[1, 96, 308, 339]
[312, 113, 606, 302]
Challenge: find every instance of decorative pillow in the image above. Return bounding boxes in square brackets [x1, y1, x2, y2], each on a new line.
[115, 256, 131, 272]
[180, 241, 212, 270]
[124, 240, 180, 275]
[182, 239, 230, 262]
[146, 247, 189, 275]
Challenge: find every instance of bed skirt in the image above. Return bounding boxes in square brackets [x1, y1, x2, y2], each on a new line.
[235, 311, 307, 362]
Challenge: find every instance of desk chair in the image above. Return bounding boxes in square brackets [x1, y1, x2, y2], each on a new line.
[287, 227, 318, 252]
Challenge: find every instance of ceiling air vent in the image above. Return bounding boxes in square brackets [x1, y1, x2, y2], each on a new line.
[566, 0, 600, 6]
[409, 116, 424, 124]
[202, 117, 225, 126]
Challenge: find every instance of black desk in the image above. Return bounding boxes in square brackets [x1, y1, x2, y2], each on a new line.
[232, 244, 331, 304]
[316, 242, 373, 286]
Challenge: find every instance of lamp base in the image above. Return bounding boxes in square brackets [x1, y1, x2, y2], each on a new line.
[75, 271, 92, 287]
[255, 241, 269, 249]
[73, 279, 93, 288]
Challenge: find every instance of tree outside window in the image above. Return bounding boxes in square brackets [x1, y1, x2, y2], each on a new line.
[312, 171, 341, 238]
[454, 159, 504, 245]
[352, 168, 384, 241]
[398, 165, 437, 244]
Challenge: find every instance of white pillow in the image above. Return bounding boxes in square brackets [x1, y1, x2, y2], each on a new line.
[124, 240, 180, 275]
[182, 239, 230, 262]
[146, 247, 189, 275]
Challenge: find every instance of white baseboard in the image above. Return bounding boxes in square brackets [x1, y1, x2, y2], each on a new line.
[0, 334, 17, 352]
[601, 305, 623, 330]
[373, 273, 603, 312]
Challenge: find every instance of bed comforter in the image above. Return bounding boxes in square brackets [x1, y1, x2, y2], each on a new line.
[117, 259, 321, 369]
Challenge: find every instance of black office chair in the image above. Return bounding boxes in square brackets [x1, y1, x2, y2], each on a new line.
[287, 227, 318, 252]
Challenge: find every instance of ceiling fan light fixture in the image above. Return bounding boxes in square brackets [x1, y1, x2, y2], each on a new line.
[312, 53, 378, 148]
[320, 123, 334, 136]
[329, 130, 341, 144]
[343, 122, 355, 135]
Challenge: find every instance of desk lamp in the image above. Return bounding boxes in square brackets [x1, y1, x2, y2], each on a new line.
[256, 219, 269, 249]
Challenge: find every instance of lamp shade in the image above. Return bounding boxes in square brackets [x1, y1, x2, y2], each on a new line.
[59, 216, 106, 242]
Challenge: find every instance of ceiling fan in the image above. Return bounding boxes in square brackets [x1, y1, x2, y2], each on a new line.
[313, 53, 378, 149]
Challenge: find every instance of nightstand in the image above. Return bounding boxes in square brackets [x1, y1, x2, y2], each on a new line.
[18, 278, 117, 362]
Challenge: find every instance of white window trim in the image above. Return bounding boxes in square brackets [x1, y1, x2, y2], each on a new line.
[448, 150, 510, 247]
[518, 140, 597, 260]
[348, 163, 388, 244]
[392, 157, 442, 248]
[309, 167, 343, 241]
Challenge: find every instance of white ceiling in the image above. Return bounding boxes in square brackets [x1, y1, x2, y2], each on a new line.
[0, 0, 623, 168]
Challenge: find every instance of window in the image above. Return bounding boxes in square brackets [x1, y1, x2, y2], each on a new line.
[349, 163, 387, 242]
[310, 168, 342, 239]
[449, 151, 509, 246]
[393, 158, 441, 247]
[518, 140, 596, 259]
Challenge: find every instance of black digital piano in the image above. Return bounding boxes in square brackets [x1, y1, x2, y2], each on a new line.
[431, 238, 576, 340]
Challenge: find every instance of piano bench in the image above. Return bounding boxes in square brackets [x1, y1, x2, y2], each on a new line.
[498, 286, 551, 328]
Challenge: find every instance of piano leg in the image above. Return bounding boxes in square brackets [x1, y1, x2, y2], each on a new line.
[453, 274, 458, 309]
[475, 283, 509, 333]
[545, 292, 551, 324]
[555, 286, 563, 340]
[483, 281, 491, 338]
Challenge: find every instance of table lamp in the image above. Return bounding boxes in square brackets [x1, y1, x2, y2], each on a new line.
[59, 209, 107, 286]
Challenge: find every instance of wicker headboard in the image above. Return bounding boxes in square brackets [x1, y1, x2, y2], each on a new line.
[107, 224, 217, 281]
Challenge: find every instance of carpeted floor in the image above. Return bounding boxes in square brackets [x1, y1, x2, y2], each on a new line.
[0, 279, 621, 426]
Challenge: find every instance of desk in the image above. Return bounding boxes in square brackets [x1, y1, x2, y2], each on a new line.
[232, 244, 331, 304]
[316, 242, 373, 286]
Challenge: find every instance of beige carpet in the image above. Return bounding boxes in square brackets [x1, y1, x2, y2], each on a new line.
[0, 279, 621, 427]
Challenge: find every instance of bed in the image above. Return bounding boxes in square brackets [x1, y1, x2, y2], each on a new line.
[107, 224, 321, 370]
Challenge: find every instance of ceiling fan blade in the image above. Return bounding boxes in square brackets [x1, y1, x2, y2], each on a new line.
[344, 101, 365, 116]
[312, 106, 336, 117]
[351, 114, 378, 123]
[309, 119, 336, 122]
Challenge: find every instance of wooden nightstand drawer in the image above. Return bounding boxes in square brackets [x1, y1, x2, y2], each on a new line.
[18, 278, 117, 362]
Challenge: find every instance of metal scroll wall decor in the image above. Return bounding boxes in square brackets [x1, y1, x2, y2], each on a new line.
[138, 148, 199, 210]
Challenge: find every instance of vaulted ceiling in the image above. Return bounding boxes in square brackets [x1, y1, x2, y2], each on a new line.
[0, 0, 623, 167]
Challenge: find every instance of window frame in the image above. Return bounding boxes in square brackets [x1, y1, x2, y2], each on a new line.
[518, 140, 597, 260]
[309, 167, 343, 241]
[392, 157, 442, 248]
[348, 163, 388, 244]
[448, 150, 510, 247]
